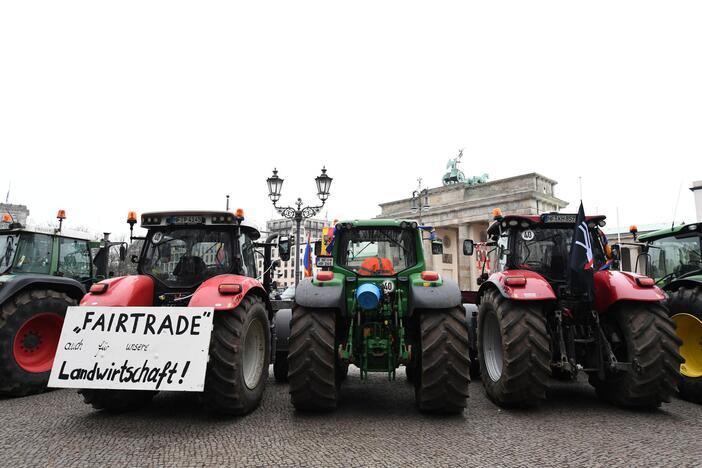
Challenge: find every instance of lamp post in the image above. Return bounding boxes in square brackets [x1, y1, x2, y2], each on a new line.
[410, 177, 430, 225]
[267, 167, 332, 287]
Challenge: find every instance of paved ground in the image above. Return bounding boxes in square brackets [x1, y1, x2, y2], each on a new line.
[1, 368, 701, 468]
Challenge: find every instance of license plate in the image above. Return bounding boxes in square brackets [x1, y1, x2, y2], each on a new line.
[316, 256, 333, 267]
[542, 214, 576, 224]
[168, 216, 206, 225]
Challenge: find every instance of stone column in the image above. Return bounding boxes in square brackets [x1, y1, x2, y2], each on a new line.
[457, 223, 472, 290]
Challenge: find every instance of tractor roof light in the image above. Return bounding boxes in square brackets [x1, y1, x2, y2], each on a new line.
[1, 213, 12, 223]
[598, 220, 606, 227]
[219, 284, 243, 295]
[492, 208, 503, 220]
[316, 271, 334, 282]
[629, 225, 638, 234]
[504, 275, 527, 287]
[508, 220, 518, 227]
[127, 211, 138, 226]
[56, 209, 66, 220]
[636, 277, 655, 288]
[235, 208, 245, 219]
[89, 283, 108, 294]
[421, 271, 440, 282]
[520, 221, 530, 228]
[688, 224, 698, 231]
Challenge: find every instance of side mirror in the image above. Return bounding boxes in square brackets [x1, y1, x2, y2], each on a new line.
[278, 236, 291, 262]
[463, 239, 475, 256]
[431, 240, 443, 255]
[314, 240, 322, 257]
[119, 245, 127, 262]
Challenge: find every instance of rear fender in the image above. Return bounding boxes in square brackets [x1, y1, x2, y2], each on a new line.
[479, 270, 556, 302]
[594, 270, 666, 313]
[0, 274, 86, 305]
[80, 275, 154, 306]
[188, 275, 271, 315]
[295, 278, 344, 312]
[409, 276, 461, 316]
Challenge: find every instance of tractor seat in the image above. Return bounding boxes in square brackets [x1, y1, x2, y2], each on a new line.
[173, 255, 208, 281]
[358, 257, 396, 276]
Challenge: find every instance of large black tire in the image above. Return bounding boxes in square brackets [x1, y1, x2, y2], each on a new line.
[273, 350, 288, 383]
[589, 302, 682, 408]
[477, 290, 550, 407]
[201, 295, 270, 415]
[415, 307, 471, 414]
[79, 389, 157, 412]
[665, 285, 702, 403]
[0, 290, 75, 397]
[288, 306, 337, 411]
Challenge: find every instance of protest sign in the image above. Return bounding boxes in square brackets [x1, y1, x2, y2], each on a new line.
[49, 306, 214, 392]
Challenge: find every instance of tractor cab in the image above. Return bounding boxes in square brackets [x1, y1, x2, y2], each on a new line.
[1, 216, 97, 289]
[483, 211, 610, 292]
[133, 211, 262, 305]
[637, 223, 702, 284]
[334, 221, 419, 278]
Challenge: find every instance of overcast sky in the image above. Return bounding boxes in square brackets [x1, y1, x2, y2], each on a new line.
[1, 1, 700, 239]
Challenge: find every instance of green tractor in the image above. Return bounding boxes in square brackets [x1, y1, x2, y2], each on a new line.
[287, 219, 471, 413]
[0, 211, 118, 397]
[632, 222, 702, 403]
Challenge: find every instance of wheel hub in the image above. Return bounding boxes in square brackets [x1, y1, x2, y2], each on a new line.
[672, 313, 702, 378]
[21, 331, 42, 351]
[12, 313, 64, 373]
[482, 311, 504, 382]
[242, 317, 266, 390]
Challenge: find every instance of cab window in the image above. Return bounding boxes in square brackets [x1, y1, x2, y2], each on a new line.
[13, 233, 53, 275]
[58, 238, 92, 279]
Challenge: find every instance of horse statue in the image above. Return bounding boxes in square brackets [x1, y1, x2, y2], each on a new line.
[441, 149, 489, 186]
[442, 149, 467, 185]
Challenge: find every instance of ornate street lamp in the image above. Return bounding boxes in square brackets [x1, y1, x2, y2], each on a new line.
[267, 167, 332, 286]
[410, 177, 430, 225]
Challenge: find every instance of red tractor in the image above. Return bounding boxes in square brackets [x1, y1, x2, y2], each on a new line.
[466, 210, 682, 408]
[74, 210, 288, 414]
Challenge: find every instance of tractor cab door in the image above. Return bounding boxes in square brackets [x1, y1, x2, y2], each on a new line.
[57, 237, 93, 289]
[238, 232, 258, 279]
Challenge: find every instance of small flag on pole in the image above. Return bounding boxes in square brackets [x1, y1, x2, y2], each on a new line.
[303, 234, 313, 277]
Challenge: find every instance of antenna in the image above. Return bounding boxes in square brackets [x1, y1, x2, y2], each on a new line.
[5, 181, 9, 204]
[226, 194, 230, 211]
[671, 180, 683, 229]
[578, 176, 583, 201]
[616, 207, 622, 271]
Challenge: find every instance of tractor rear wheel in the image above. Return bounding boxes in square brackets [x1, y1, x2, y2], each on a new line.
[79, 389, 157, 412]
[288, 306, 337, 411]
[665, 286, 702, 403]
[589, 302, 682, 408]
[477, 290, 550, 407]
[415, 307, 470, 414]
[201, 295, 270, 415]
[273, 351, 288, 383]
[0, 290, 74, 397]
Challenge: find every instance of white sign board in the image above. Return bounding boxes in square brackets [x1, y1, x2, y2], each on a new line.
[49, 306, 214, 392]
